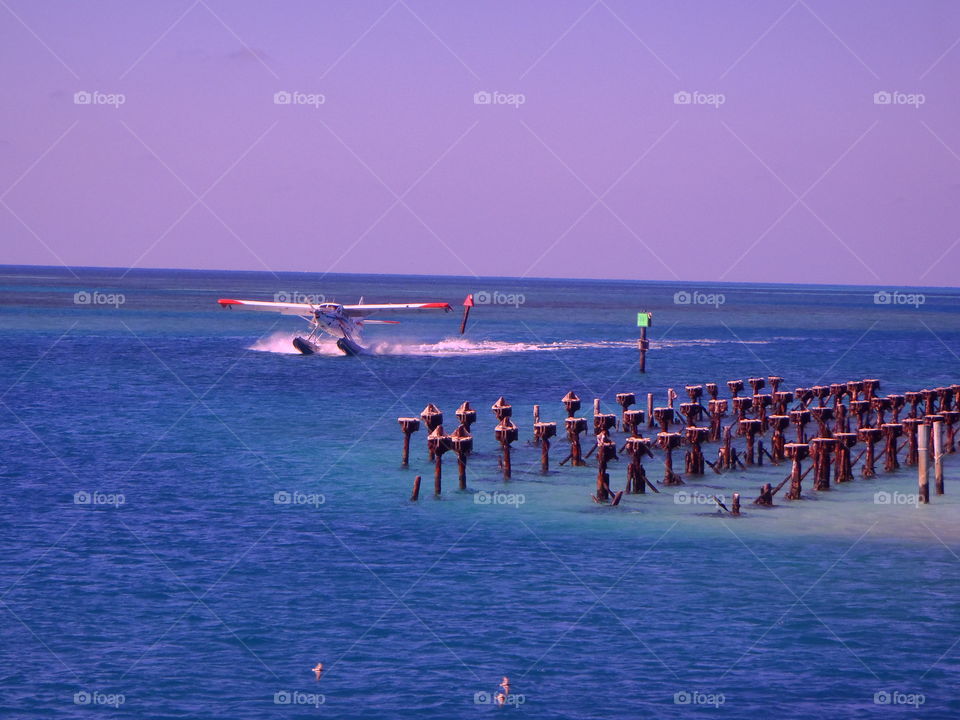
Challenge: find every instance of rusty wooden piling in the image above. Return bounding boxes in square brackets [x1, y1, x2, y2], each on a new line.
[833, 433, 856, 483]
[495, 418, 518, 480]
[755, 482, 774, 506]
[421, 404, 443, 460]
[533, 421, 556, 474]
[728, 379, 744, 398]
[933, 417, 945, 495]
[882, 423, 903, 471]
[653, 407, 674, 433]
[810, 406, 834, 438]
[657, 431, 684, 484]
[740, 418, 762, 465]
[888, 394, 905, 422]
[625, 436, 654, 493]
[858, 427, 881, 478]
[410, 475, 421, 501]
[616, 393, 636, 430]
[903, 418, 922, 466]
[565, 416, 587, 467]
[428, 426, 450, 495]
[623, 409, 644, 437]
[595, 430, 617, 501]
[491, 396, 512, 421]
[397, 417, 421, 466]
[449, 425, 473, 490]
[646, 392, 655, 428]
[562, 391, 581, 417]
[905, 391, 921, 418]
[679, 402, 703, 428]
[919, 421, 930, 504]
[773, 390, 794, 416]
[810, 437, 836, 491]
[732, 396, 752, 435]
[684, 426, 709, 475]
[731, 492, 741, 516]
[455, 402, 477, 433]
[785, 443, 809, 500]
[849, 400, 870, 430]
[708, 398, 727, 442]
[769, 414, 789, 462]
[944, 410, 959, 453]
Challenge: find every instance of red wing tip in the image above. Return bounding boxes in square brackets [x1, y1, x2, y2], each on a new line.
[218, 298, 241, 306]
[422, 302, 452, 310]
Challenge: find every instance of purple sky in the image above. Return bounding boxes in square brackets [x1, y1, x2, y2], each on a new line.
[2, 0, 959, 285]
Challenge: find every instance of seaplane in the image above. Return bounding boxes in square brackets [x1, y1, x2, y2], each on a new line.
[217, 296, 456, 356]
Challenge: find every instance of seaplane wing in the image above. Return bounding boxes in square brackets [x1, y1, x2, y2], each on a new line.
[341, 302, 452, 317]
[217, 298, 313, 316]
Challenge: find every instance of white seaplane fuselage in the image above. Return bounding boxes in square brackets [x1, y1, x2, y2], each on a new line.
[217, 297, 452, 356]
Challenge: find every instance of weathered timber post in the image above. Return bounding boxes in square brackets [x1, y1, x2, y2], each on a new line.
[708, 399, 727, 443]
[657, 431, 684, 485]
[768, 414, 790, 462]
[533, 421, 556, 474]
[449, 425, 473, 490]
[625, 436, 654, 493]
[566, 416, 587, 467]
[833, 432, 857, 484]
[398, 417, 421, 466]
[882, 423, 902, 472]
[740, 418, 762, 465]
[810, 437, 836, 491]
[421, 403, 443, 460]
[428, 426, 450, 496]
[495, 418, 518, 480]
[857, 427, 881, 478]
[785, 443, 809, 500]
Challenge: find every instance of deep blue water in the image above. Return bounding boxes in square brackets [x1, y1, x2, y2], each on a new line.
[2, 266, 960, 718]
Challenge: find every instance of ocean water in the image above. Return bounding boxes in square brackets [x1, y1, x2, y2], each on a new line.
[2, 266, 960, 719]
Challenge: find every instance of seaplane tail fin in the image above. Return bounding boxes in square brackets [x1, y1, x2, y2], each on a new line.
[217, 298, 313, 316]
[342, 302, 452, 317]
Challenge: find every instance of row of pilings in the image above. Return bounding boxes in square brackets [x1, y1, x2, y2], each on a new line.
[399, 377, 957, 508]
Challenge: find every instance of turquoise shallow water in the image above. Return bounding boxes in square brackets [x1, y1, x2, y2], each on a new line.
[2, 266, 960, 718]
